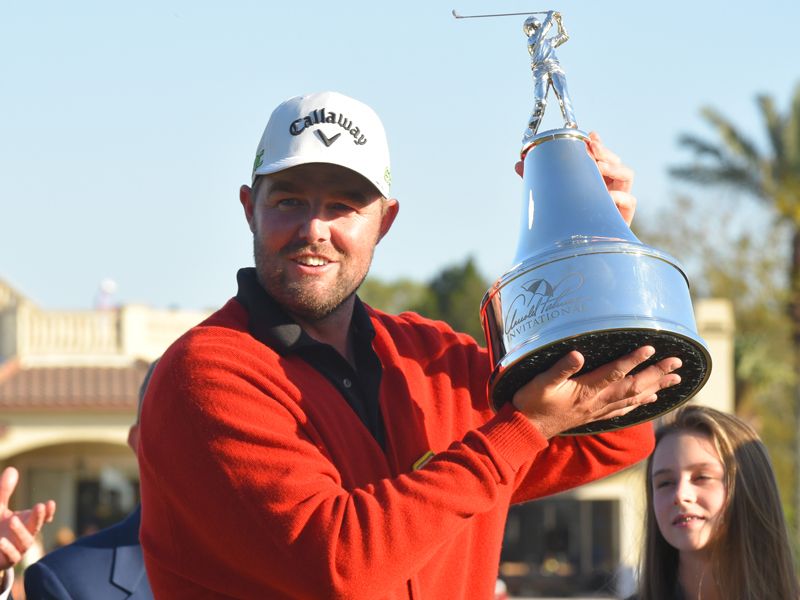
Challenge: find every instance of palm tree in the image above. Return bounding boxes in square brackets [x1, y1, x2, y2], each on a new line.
[670, 83, 800, 539]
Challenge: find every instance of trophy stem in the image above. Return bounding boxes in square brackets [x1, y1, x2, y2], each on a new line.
[515, 130, 637, 266]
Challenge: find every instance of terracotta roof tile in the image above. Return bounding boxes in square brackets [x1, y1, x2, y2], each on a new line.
[0, 362, 151, 410]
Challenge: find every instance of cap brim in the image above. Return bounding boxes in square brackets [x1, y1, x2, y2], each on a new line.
[253, 156, 389, 198]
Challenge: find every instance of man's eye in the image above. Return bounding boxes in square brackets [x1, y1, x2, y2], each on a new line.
[276, 198, 302, 208]
[654, 480, 673, 489]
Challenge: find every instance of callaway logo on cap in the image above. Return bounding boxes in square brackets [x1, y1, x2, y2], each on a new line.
[251, 91, 392, 197]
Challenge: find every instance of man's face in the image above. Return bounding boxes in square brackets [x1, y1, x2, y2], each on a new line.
[241, 163, 397, 323]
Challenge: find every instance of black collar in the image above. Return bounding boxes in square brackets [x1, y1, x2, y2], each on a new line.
[234, 267, 375, 355]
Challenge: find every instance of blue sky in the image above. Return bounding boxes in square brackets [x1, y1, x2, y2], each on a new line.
[2, 0, 798, 310]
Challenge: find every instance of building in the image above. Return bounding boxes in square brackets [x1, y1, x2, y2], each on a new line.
[0, 278, 211, 550]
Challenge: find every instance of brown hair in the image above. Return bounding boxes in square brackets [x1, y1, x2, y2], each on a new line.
[638, 404, 799, 599]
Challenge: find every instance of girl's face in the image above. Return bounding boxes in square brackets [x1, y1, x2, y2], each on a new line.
[651, 431, 727, 556]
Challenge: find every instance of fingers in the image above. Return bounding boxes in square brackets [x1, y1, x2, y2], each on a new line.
[588, 131, 634, 190]
[513, 346, 682, 437]
[594, 359, 682, 422]
[0, 469, 55, 571]
[5, 501, 55, 541]
[608, 190, 637, 227]
[0, 468, 18, 512]
[0, 536, 22, 570]
[579, 348, 682, 416]
[597, 160, 634, 192]
[44, 500, 56, 523]
[21, 503, 47, 536]
[587, 131, 636, 227]
[587, 132, 619, 164]
[0, 513, 36, 569]
[613, 357, 682, 400]
[590, 356, 683, 419]
[580, 346, 656, 392]
[8, 514, 35, 552]
[595, 393, 658, 421]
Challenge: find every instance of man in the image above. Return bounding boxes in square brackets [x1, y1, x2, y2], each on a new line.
[139, 90, 682, 599]
[0, 468, 56, 600]
[523, 11, 577, 141]
[23, 364, 155, 599]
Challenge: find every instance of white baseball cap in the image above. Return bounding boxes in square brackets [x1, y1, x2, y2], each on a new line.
[251, 91, 392, 197]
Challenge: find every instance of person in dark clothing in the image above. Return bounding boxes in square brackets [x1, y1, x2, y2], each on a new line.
[24, 363, 156, 600]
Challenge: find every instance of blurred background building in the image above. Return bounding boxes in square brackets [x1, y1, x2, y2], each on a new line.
[0, 278, 210, 551]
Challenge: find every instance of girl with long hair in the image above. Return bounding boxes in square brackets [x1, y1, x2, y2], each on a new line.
[632, 404, 799, 600]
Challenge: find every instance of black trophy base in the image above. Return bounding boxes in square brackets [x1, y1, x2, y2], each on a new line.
[489, 329, 711, 435]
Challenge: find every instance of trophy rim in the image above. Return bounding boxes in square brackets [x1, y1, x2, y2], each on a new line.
[480, 240, 691, 309]
[489, 321, 711, 378]
[521, 127, 589, 158]
[487, 325, 713, 436]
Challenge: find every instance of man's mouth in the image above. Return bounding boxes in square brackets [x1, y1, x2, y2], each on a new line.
[295, 256, 330, 267]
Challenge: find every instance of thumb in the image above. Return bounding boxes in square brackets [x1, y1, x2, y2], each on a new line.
[540, 351, 584, 387]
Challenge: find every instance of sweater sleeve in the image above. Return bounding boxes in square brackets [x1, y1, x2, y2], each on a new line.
[510, 420, 654, 503]
[138, 329, 548, 599]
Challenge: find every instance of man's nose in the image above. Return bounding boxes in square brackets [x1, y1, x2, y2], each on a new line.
[298, 211, 331, 243]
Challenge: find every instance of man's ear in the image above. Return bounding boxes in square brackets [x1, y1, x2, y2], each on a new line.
[378, 198, 399, 242]
[127, 424, 140, 455]
[240, 184, 256, 233]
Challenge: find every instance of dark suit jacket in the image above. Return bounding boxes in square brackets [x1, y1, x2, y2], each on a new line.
[24, 506, 153, 599]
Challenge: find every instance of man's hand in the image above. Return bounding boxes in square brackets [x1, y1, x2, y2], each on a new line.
[512, 346, 682, 439]
[514, 131, 637, 226]
[586, 131, 636, 226]
[0, 466, 56, 570]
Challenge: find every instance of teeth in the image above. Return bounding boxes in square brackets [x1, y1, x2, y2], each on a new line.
[298, 257, 328, 266]
[676, 516, 701, 524]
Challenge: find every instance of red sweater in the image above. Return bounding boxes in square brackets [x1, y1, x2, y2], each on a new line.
[139, 298, 653, 599]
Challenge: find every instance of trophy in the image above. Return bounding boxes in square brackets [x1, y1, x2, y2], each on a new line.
[455, 9, 711, 434]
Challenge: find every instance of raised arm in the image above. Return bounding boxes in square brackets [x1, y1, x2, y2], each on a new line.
[541, 10, 556, 31]
[552, 11, 569, 47]
[527, 11, 555, 51]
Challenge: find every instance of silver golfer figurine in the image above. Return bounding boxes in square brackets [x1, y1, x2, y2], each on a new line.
[523, 11, 577, 142]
